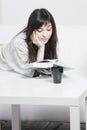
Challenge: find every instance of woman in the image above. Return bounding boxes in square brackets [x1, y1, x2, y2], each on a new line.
[0, 8, 58, 77]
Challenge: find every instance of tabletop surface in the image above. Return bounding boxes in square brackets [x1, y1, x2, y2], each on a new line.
[0, 70, 87, 106]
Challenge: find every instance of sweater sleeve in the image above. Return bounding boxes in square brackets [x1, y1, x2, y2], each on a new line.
[5, 33, 35, 77]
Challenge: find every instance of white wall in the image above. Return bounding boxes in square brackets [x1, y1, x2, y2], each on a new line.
[0, 0, 2, 24]
[0, 0, 87, 25]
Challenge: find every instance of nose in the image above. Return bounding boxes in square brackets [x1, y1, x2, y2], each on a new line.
[42, 31, 48, 37]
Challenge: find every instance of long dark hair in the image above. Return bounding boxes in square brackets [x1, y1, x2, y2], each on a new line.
[22, 8, 58, 63]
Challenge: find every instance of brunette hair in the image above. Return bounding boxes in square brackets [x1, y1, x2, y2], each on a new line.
[22, 8, 58, 62]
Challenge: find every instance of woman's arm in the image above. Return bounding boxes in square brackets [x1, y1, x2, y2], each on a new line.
[36, 45, 45, 62]
[31, 31, 45, 62]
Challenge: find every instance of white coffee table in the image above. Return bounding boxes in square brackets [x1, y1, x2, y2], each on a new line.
[0, 70, 87, 130]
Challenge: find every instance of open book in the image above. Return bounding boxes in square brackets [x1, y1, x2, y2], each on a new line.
[32, 59, 73, 70]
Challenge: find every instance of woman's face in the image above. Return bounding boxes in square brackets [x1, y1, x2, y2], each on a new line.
[35, 22, 52, 44]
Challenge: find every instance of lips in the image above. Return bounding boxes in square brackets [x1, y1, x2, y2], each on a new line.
[41, 37, 48, 42]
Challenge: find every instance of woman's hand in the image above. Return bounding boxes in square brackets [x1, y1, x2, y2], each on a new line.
[30, 31, 44, 48]
[31, 31, 45, 61]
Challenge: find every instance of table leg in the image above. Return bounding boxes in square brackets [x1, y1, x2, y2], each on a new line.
[85, 97, 87, 130]
[11, 104, 21, 130]
[70, 106, 80, 130]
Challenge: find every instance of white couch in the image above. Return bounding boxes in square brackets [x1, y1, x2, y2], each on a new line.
[0, 24, 87, 122]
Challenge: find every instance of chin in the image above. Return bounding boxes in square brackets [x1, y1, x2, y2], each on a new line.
[43, 42, 47, 44]
[43, 40, 48, 44]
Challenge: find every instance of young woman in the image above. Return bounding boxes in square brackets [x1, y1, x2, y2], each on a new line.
[0, 8, 58, 77]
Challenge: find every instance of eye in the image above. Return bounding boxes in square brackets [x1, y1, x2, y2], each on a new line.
[47, 28, 52, 31]
[37, 29, 43, 32]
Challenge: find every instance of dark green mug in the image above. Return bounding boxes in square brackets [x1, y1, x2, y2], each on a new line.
[51, 66, 63, 83]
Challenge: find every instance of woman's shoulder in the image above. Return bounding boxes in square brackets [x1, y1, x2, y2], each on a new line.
[13, 32, 26, 42]
[10, 32, 28, 50]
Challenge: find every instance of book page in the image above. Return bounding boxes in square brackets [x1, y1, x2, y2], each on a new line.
[32, 59, 74, 70]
